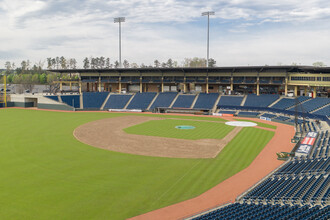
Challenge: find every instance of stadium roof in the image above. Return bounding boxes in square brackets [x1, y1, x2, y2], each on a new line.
[49, 65, 330, 74]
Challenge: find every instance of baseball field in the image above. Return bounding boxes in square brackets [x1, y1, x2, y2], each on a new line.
[0, 109, 275, 219]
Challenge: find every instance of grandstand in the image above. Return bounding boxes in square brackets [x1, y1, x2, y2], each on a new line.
[190, 122, 330, 220]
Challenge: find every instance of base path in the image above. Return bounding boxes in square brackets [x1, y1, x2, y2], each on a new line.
[74, 116, 242, 159]
[129, 117, 295, 220]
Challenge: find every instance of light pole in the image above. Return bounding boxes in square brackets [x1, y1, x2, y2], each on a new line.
[114, 17, 125, 68]
[202, 11, 215, 67]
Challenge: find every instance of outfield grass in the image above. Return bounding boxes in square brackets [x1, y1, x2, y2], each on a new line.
[0, 109, 274, 220]
[124, 119, 234, 140]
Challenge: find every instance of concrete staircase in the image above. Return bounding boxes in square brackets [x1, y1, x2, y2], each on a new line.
[212, 94, 222, 113]
[147, 93, 159, 110]
[240, 95, 247, 106]
[190, 93, 199, 108]
[100, 93, 112, 110]
[169, 93, 180, 108]
[124, 93, 136, 109]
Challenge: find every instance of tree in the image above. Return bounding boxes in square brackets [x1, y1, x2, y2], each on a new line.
[130, 63, 138, 68]
[154, 60, 160, 68]
[46, 73, 60, 94]
[21, 60, 27, 72]
[5, 61, 11, 73]
[208, 58, 216, 67]
[69, 58, 77, 69]
[313, 61, 326, 67]
[47, 58, 52, 69]
[114, 60, 119, 68]
[32, 74, 40, 84]
[60, 56, 66, 69]
[140, 63, 146, 68]
[123, 60, 129, 68]
[83, 57, 90, 69]
[39, 73, 47, 84]
[161, 62, 166, 68]
[105, 58, 111, 68]
[55, 57, 60, 69]
[99, 56, 105, 68]
[183, 57, 207, 67]
[166, 58, 173, 68]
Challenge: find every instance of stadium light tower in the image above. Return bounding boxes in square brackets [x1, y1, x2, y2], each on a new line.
[202, 11, 215, 67]
[114, 17, 125, 68]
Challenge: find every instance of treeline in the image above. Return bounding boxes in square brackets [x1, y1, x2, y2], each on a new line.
[3, 56, 217, 72]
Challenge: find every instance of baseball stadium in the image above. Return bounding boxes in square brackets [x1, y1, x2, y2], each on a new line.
[0, 66, 329, 219]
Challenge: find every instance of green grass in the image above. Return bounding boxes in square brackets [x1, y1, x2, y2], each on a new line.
[124, 119, 234, 140]
[0, 109, 274, 220]
[234, 119, 277, 129]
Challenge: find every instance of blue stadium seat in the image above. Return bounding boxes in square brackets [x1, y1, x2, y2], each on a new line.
[61, 95, 80, 108]
[83, 92, 109, 109]
[126, 92, 157, 110]
[104, 94, 132, 109]
[149, 92, 177, 109]
[244, 94, 279, 107]
[172, 94, 196, 108]
[194, 93, 219, 109]
[218, 96, 243, 106]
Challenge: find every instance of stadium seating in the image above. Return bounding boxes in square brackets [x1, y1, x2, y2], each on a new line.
[217, 96, 243, 106]
[172, 94, 196, 108]
[288, 97, 330, 113]
[274, 116, 291, 122]
[272, 96, 311, 110]
[45, 96, 59, 102]
[149, 92, 177, 109]
[193, 203, 329, 220]
[60, 95, 80, 108]
[82, 92, 109, 109]
[193, 93, 219, 109]
[126, 92, 157, 110]
[260, 113, 277, 118]
[219, 110, 236, 114]
[103, 94, 132, 109]
[313, 105, 330, 117]
[238, 111, 260, 117]
[244, 94, 279, 107]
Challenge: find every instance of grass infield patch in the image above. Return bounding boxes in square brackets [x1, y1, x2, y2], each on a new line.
[124, 119, 234, 140]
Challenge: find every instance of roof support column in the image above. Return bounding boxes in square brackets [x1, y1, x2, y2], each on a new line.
[140, 77, 142, 93]
[118, 77, 121, 93]
[285, 78, 288, 96]
[257, 82, 260, 96]
[294, 85, 298, 97]
[206, 78, 209, 94]
[313, 86, 317, 98]
[98, 76, 101, 92]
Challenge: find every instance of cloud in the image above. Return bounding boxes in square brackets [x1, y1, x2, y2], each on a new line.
[0, 0, 329, 67]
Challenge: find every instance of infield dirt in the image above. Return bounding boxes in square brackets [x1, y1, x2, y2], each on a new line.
[73, 116, 242, 158]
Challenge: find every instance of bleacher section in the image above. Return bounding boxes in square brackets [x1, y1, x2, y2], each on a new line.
[272, 96, 311, 110]
[218, 96, 243, 106]
[289, 97, 330, 113]
[192, 127, 330, 220]
[244, 94, 279, 107]
[172, 94, 196, 108]
[126, 92, 157, 110]
[149, 92, 177, 109]
[45, 96, 59, 102]
[82, 92, 109, 109]
[193, 203, 329, 220]
[103, 94, 132, 109]
[238, 111, 260, 117]
[313, 105, 330, 117]
[60, 95, 80, 108]
[193, 93, 219, 109]
[260, 113, 277, 118]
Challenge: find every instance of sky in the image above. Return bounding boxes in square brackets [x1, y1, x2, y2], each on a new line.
[0, 0, 330, 68]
